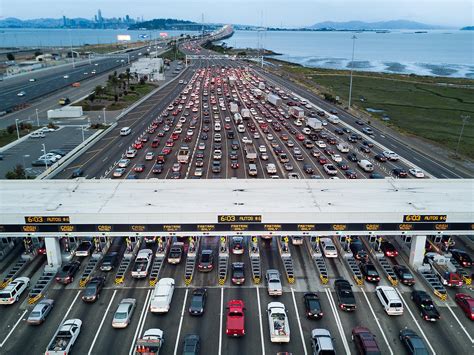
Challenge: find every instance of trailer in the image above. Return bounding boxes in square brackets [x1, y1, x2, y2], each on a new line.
[245, 145, 257, 162]
[230, 102, 239, 114]
[306, 116, 322, 131]
[267, 302, 290, 343]
[289, 106, 304, 120]
[267, 93, 282, 106]
[425, 253, 463, 287]
[177, 146, 190, 164]
[47, 106, 83, 119]
[135, 328, 164, 354]
[241, 109, 251, 120]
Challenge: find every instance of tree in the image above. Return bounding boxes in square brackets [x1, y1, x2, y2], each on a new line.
[94, 85, 105, 98]
[6, 53, 15, 61]
[125, 68, 131, 86]
[34, 50, 43, 57]
[5, 165, 26, 179]
[88, 93, 95, 103]
[108, 75, 120, 96]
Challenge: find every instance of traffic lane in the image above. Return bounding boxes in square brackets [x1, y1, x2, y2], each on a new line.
[195, 237, 220, 286]
[255, 68, 466, 178]
[176, 287, 221, 355]
[0, 291, 31, 341]
[159, 255, 188, 287]
[140, 287, 186, 355]
[290, 244, 321, 292]
[259, 289, 305, 354]
[443, 295, 474, 337]
[1, 288, 82, 354]
[222, 286, 262, 355]
[89, 288, 150, 355]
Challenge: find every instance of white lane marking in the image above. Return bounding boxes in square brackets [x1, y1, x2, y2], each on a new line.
[325, 288, 351, 355]
[129, 289, 152, 355]
[395, 289, 436, 355]
[218, 287, 224, 355]
[256, 286, 266, 355]
[360, 288, 394, 355]
[173, 288, 189, 355]
[290, 287, 308, 355]
[88, 289, 117, 355]
[446, 303, 474, 343]
[0, 309, 28, 347]
[60, 290, 81, 324]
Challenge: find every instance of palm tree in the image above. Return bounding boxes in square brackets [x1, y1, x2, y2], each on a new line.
[108, 75, 120, 97]
[125, 68, 131, 87]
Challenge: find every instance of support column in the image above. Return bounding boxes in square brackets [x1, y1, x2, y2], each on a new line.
[409, 235, 426, 268]
[45, 237, 62, 272]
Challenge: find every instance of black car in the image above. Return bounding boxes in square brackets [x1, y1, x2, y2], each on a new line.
[334, 128, 344, 135]
[198, 250, 214, 272]
[71, 168, 84, 178]
[399, 328, 429, 355]
[231, 262, 245, 285]
[370, 172, 385, 179]
[451, 249, 472, 267]
[347, 153, 358, 162]
[393, 265, 415, 286]
[359, 145, 371, 154]
[347, 135, 357, 143]
[362, 140, 374, 148]
[56, 261, 81, 284]
[212, 161, 221, 173]
[334, 279, 356, 311]
[380, 241, 398, 257]
[227, 131, 235, 139]
[81, 276, 105, 303]
[355, 120, 364, 125]
[349, 238, 368, 261]
[345, 169, 357, 179]
[374, 153, 387, 162]
[411, 290, 440, 322]
[229, 150, 238, 160]
[303, 164, 314, 174]
[183, 334, 200, 355]
[393, 168, 408, 178]
[201, 133, 208, 140]
[152, 164, 164, 174]
[231, 140, 240, 150]
[303, 292, 323, 319]
[188, 288, 207, 316]
[359, 262, 380, 283]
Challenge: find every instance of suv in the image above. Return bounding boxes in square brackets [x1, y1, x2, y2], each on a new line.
[352, 326, 381, 355]
[411, 290, 440, 322]
[311, 328, 335, 355]
[0, 277, 30, 304]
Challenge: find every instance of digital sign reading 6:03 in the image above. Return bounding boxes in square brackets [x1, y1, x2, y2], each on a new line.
[218, 215, 262, 223]
[25, 216, 70, 224]
[403, 215, 447, 223]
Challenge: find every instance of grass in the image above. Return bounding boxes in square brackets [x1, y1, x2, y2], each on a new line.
[0, 126, 38, 148]
[159, 48, 185, 61]
[275, 62, 474, 159]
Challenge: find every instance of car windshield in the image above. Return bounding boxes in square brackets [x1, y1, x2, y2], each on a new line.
[0, 292, 10, 298]
[114, 312, 127, 319]
[403, 273, 413, 279]
[392, 303, 402, 308]
[191, 296, 202, 308]
[229, 311, 243, 317]
[30, 311, 41, 317]
[201, 253, 211, 262]
[84, 285, 97, 295]
[308, 299, 320, 309]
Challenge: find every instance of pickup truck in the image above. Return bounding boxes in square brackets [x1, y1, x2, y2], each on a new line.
[334, 278, 357, 311]
[267, 302, 290, 343]
[131, 249, 153, 278]
[226, 300, 246, 337]
[135, 328, 164, 354]
[168, 242, 184, 264]
[266, 269, 283, 296]
[45, 319, 82, 355]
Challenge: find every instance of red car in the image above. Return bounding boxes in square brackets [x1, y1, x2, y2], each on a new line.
[352, 326, 381, 354]
[134, 164, 145, 173]
[161, 147, 171, 155]
[226, 300, 245, 337]
[296, 133, 305, 141]
[133, 141, 143, 149]
[151, 139, 160, 148]
[319, 156, 328, 165]
[171, 133, 179, 141]
[380, 241, 398, 257]
[455, 293, 474, 320]
[165, 139, 174, 147]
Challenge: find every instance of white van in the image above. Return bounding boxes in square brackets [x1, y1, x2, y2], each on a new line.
[30, 131, 45, 138]
[320, 238, 337, 258]
[214, 122, 221, 131]
[120, 127, 131, 136]
[375, 286, 404, 315]
[149, 278, 175, 313]
[358, 159, 374, 172]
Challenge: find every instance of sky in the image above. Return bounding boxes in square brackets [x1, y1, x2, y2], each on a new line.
[0, 0, 472, 27]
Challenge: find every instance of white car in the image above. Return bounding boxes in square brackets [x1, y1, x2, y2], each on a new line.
[113, 168, 126, 177]
[259, 145, 267, 153]
[213, 149, 222, 160]
[198, 142, 206, 150]
[63, 75, 69, 79]
[323, 164, 337, 176]
[112, 298, 137, 328]
[302, 127, 311, 135]
[150, 278, 175, 313]
[126, 149, 137, 158]
[118, 159, 130, 168]
[0, 277, 30, 304]
[294, 120, 302, 126]
[242, 136, 252, 144]
[382, 150, 399, 161]
[409, 168, 425, 178]
[320, 238, 337, 258]
[316, 140, 327, 148]
[174, 127, 183, 134]
[267, 134, 274, 140]
[194, 167, 203, 176]
[237, 124, 245, 133]
[29, 78, 36, 82]
[145, 152, 154, 161]
[330, 153, 342, 162]
[266, 163, 277, 174]
[253, 132, 260, 139]
[17, 91, 26, 97]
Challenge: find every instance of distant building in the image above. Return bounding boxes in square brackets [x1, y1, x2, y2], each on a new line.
[125, 15, 130, 23]
[130, 57, 165, 82]
[62, 16, 67, 27]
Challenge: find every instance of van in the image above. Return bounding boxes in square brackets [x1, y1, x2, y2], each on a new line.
[375, 286, 404, 315]
[0, 277, 30, 304]
[30, 131, 45, 138]
[248, 164, 258, 176]
[358, 159, 374, 172]
[120, 127, 131, 136]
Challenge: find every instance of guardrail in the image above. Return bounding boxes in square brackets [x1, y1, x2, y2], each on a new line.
[249, 236, 261, 284]
[305, 236, 329, 285]
[28, 269, 55, 304]
[276, 236, 295, 284]
[149, 237, 169, 287]
[79, 255, 103, 288]
[218, 236, 229, 285]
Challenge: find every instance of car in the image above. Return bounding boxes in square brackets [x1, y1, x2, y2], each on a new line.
[374, 153, 387, 162]
[355, 120, 364, 125]
[17, 91, 26, 97]
[352, 326, 381, 355]
[242, 136, 252, 144]
[198, 142, 206, 150]
[75, 240, 94, 256]
[399, 328, 429, 355]
[152, 164, 164, 174]
[411, 290, 440, 322]
[198, 249, 214, 272]
[212, 160, 221, 173]
[81, 276, 105, 303]
[303, 292, 323, 319]
[126, 149, 138, 158]
[134, 164, 146, 173]
[383, 150, 399, 161]
[29, 78, 37, 82]
[231, 237, 244, 254]
[370, 172, 385, 179]
[311, 328, 336, 355]
[359, 262, 381, 283]
[194, 167, 203, 177]
[188, 288, 207, 316]
[409, 168, 425, 178]
[112, 298, 137, 328]
[393, 168, 408, 178]
[182, 334, 200, 355]
[380, 241, 398, 257]
[303, 164, 314, 174]
[145, 152, 155, 161]
[393, 265, 415, 286]
[266, 269, 282, 296]
[311, 149, 321, 158]
[56, 261, 81, 284]
[226, 261, 246, 285]
[359, 145, 371, 153]
[323, 164, 337, 176]
[347, 153, 358, 162]
[345, 169, 357, 179]
[226, 300, 246, 337]
[349, 237, 368, 261]
[316, 140, 326, 148]
[451, 249, 472, 267]
[170, 171, 181, 179]
[318, 156, 328, 165]
[27, 298, 54, 325]
[455, 293, 474, 320]
[288, 172, 300, 179]
[0, 277, 30, 305]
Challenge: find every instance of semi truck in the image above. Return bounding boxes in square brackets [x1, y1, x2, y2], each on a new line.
[241, 109, 251, 120]
[135, 328, 164, 354]
[177, 146, 190, 164]
[267, 93, 282, 106]
[230, 102, 239, 114]
[306, 116, 322, 131]
[289, 106, 304, 120]
[233, 113, 243, 125]
[267, 302, 290, 343]
[245, 145, 257, 162]
[425, 253, 463, 287]
[45, 319, 82, 355]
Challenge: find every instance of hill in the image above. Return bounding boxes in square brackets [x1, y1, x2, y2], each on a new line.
[128, 18, 198, 30]
[308, 20, 447, 30]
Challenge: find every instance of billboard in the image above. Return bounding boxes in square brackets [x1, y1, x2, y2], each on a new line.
[159, 32, 168, 37]
[138, 34, 150, 39]
[117, 34, 131, 41]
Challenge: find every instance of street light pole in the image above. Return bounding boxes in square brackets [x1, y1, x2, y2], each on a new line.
[35, 108, 40, 127]
[455, 115, 470, 157]
[81, 125, 85, 142]
[15, 119, 20, 140]
[103, 107, 106, 125]
[348, 35, 357, 109]
[22, 155, 30, 179]
[42, 143, 48, 169]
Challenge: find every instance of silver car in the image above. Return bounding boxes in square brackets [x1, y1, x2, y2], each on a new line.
[266, 269, 283, 296]
[112, 298, 136, 328]
[27, 298, 54, 325]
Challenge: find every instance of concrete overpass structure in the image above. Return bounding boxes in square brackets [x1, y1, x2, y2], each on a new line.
[0, 179, 472, 270]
